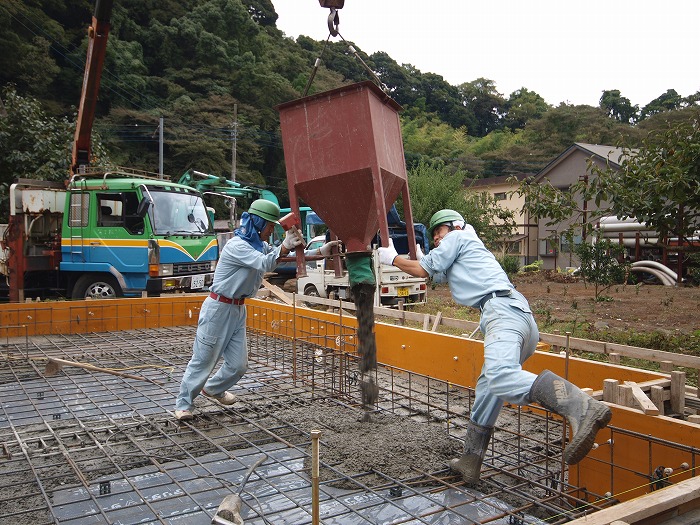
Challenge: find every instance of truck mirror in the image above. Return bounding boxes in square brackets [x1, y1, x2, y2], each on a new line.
[136, 197, 151, 218]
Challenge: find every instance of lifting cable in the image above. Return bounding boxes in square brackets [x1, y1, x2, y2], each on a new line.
[304, 4, 389, 97]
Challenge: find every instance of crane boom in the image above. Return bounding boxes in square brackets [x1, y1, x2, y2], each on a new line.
[71, 0, 113, 174]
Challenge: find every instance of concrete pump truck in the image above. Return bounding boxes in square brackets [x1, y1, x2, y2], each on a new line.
[0, 0, 218, 301]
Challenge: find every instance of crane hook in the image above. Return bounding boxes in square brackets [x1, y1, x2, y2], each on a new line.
[327, 7, 339, 36]
[319, 1, 344, 37]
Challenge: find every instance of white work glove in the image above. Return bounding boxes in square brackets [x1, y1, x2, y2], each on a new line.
[377, 239, 398, 266]
[283, 229, 302, 250]
[318, 240, 340, 256]
[415, 244, 424, 261]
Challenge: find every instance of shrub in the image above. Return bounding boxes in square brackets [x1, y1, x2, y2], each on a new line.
[497, 255, 520, 278]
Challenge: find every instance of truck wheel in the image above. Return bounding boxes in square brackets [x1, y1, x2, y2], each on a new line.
[72, 274, 123, 300]
[304, 285, 320, 308]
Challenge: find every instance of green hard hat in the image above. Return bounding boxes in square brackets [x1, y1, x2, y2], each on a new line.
[429, 209, 464, 235]
[248, 199, 281, 223]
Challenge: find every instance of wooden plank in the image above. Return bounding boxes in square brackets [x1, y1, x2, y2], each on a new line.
[650, 385, 666, 415]
[660, 360, 674, 372]
[431, 311, 442, 332]
[261, 279, 293, 305]
[566, 477, 700, 525]
[607, 342, 700, 369]
[623, 381, 660, 415]
[539, 333, 607, 354]
[618, 384, 635, 408]
[423, 314, 430, 331]
[603, 379, 619, 404]
[671, 370, 686, 414]
[609, 352, 621, 365]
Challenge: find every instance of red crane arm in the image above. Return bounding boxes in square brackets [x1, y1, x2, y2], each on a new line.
[71, 0, 113, 174]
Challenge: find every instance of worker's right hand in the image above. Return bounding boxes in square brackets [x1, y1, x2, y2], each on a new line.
[377, 239, 398, 266]
[283, 229, 303, 250]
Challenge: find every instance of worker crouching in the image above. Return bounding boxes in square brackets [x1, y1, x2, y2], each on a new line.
[377, 209, 612, 483]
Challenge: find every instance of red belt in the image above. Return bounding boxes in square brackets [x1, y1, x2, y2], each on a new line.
[209, 292, 245, 305]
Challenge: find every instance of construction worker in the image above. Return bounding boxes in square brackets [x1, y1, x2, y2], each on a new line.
[174, 199, 337, 421]
[377, 209, 612, 482]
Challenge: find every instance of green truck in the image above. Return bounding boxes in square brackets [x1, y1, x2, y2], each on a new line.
[1, 170, 218, 301]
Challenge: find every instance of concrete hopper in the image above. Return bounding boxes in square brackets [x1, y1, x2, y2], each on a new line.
[276, 81, 417, 257]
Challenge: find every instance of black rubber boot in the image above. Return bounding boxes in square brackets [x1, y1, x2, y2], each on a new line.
[530, 369, 612, 465]
[448, 420, 493, 484]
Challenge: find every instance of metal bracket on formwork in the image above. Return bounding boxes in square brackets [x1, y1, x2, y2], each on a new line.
[650, 466, 672, 491]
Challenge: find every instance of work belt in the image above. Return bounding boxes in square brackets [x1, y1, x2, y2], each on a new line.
[209, 292, 245, 305]
[479, 290, 512, 310]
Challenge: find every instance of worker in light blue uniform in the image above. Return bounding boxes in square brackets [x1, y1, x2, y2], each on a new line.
[175, 200, 338, 421]
[378, 209, 611, 483]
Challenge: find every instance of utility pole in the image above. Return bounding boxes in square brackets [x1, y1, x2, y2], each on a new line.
[158, 116, 164, 179]
[231, 104, 238, 182]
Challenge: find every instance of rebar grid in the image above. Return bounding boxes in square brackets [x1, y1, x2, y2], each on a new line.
[0, 314, 693, 524]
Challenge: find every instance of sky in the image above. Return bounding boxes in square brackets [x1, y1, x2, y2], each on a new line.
[270, 1, 699, 109]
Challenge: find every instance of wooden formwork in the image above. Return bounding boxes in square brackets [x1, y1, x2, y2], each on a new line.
[1, 295, 699, 519]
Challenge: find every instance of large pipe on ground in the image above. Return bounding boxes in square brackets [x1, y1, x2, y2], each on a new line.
[629, 266, 675, 286]
[631, 260, 678, 282]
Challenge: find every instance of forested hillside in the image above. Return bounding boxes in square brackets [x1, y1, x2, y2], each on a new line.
[1, 0, 698, 208]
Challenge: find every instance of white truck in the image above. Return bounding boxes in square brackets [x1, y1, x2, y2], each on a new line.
[297, 236, 427, 307]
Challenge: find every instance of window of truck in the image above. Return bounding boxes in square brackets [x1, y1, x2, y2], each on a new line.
[147, 188, 211, 236]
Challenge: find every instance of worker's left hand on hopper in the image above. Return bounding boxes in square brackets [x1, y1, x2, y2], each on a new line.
[318, 240, 340, 256]
[415, 244, 424, 261]
[283, 229, 303, 250]
[377, 239, 398, 266]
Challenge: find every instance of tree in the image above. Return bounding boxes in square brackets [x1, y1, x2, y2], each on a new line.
[591, 111, 700, 249]
[503, 87, 550, 130]
[457, 78, 506, 137]
[0, 86, 111, 219]
[574, 239, 629, 301]
[599, 89, 638, 124]
[402, 158, 516, 249]
[640, 89, 683, 120]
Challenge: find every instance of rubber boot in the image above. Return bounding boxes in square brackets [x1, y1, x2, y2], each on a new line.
[530, 369, 612, 465]
[448, 420, 493, 484]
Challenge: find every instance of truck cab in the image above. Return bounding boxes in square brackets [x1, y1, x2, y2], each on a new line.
[1, 171, 218, 301]
[297, 236, 427, 307]
[62, 172, 217, 298]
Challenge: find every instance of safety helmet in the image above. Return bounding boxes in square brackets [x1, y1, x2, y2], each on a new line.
[429, 209, 465, 235]
[248, 199, 281, 223]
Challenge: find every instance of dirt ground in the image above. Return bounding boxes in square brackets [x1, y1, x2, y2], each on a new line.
[429, 271, 700, 337]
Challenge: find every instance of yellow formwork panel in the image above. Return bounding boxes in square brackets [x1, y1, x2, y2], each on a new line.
[0, 295, 204, 337]
[0, 297, 697, 504]
[570, 405, 700, 503]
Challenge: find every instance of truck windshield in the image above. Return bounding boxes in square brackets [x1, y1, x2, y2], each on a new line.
[148, 189, 210, 235]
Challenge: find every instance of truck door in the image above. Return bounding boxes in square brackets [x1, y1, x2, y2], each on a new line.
[91, 192, 147, 273]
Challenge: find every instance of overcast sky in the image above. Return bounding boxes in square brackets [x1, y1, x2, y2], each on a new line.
[270, 1, 699, 109]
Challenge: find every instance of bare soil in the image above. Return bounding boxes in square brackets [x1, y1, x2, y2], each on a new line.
[428, 271, 700, 337]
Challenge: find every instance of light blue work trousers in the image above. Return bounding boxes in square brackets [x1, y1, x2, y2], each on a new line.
[470, 290, 540, 428]
[175, 298, 248, 411]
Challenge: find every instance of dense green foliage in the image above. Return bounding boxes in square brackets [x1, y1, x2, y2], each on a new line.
[1, 0, 698, 214]
[400, 159, 517, 250]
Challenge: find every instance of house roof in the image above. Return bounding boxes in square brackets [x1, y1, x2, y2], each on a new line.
[534, 143, 629, 182]
[466, 172, 533, 188]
